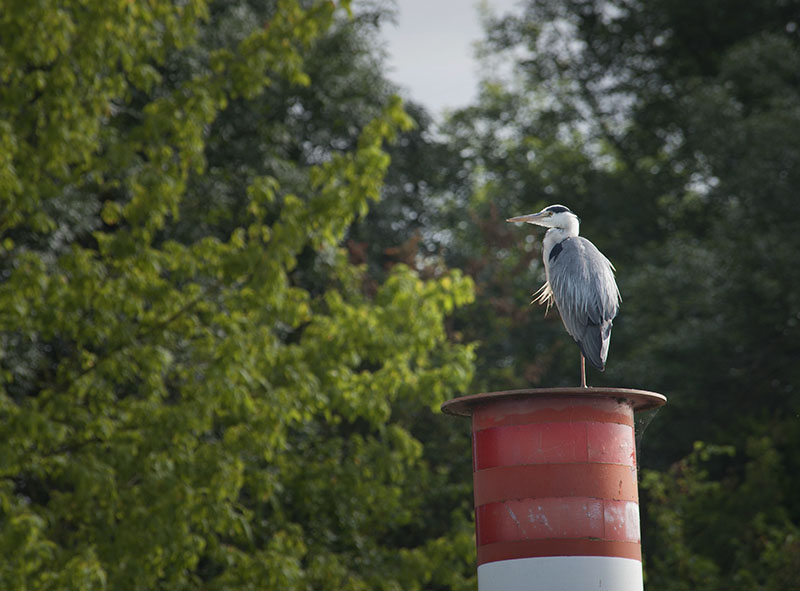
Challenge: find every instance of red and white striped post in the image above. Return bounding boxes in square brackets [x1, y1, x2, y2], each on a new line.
[442, 388, 666, 591]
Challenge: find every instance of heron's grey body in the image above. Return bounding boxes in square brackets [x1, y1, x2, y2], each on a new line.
[507, 205, 620, 385]
[542, 233, 619, 370]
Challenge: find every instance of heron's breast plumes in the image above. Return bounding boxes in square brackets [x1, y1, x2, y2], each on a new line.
[532, 281, 555, 313]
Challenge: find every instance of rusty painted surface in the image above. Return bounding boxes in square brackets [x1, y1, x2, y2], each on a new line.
[477, 497, 640, 545]
[473, 463, 638, 506]
[473, 421, 635, 470]
[477, 539, 642, 564]
[449, 389, 662, 567]
[470, 394, 635, 429]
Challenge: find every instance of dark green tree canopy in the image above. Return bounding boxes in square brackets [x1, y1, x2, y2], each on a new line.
[430, 1, 800, 588]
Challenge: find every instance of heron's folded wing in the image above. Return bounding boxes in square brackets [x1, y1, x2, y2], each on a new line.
[548, 237, 620, 370]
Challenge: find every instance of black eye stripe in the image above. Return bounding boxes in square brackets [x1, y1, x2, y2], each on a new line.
[544, 205, 571, 214]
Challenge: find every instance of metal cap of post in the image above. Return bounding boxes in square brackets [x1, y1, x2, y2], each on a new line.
[442, 387, 666, 591]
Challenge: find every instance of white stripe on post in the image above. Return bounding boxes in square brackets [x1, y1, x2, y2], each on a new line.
[478, 556, 643, 591]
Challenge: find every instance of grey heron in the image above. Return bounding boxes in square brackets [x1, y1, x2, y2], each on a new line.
[507, 205, 621, 387]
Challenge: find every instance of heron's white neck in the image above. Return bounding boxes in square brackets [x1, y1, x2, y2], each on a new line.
[541, 219, 579, 266]
[543, 217, 579, 244]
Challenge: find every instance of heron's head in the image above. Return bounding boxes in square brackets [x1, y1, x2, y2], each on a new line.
[506, 205, 580, 231]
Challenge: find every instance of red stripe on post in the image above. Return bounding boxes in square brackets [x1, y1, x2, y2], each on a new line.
[473, 463, 638, 506]
[588, 422, 637, 467]
[477, 498, 602, 544]
[473, 423, 587, 470]
[477, 539, 642, 565]
[472, 396, 634, 431]
[473, 422, 635, 470]
[604, 498, 642, 542]
[476, 498, 640, 546]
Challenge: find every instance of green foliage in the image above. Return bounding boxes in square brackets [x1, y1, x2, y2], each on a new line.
[0, 1, 476, 589]
[642, 439, 800, 590]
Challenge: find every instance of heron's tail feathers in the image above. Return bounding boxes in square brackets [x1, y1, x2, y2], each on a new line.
[577, 320, 613, 371]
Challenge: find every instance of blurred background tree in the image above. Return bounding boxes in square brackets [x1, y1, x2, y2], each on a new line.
[2, 0, 800, 589]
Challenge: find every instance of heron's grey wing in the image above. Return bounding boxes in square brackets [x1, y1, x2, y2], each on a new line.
[547, 237, 620, 370]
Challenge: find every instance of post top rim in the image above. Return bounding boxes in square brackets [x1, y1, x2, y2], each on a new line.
[441, 387, 667, 417]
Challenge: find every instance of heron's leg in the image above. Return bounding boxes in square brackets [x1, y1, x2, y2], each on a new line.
[580, 354, 587, 388]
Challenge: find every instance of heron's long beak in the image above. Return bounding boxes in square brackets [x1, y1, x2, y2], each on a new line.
[506, 212, 546, 223]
